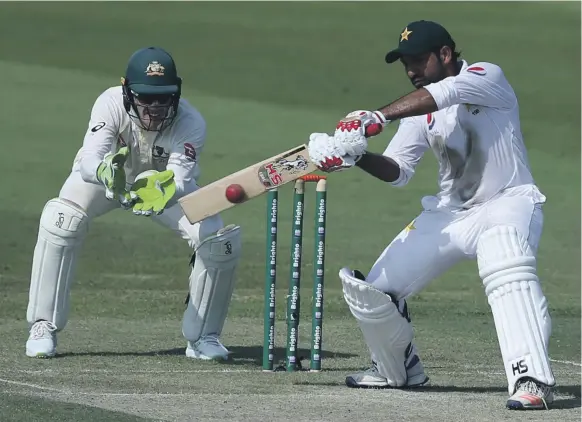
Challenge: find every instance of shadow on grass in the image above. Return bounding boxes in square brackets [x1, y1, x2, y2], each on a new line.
[55, 345, 358, 366]
[291, 381, 581, 409]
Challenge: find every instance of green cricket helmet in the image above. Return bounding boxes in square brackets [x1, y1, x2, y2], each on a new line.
[121, 47, 182, 131]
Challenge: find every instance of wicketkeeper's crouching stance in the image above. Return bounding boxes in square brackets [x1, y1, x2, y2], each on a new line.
[308, 20, 556, 410]
[26, 47, 241, 361]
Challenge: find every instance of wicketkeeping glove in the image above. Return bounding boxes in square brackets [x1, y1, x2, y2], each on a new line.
[96, 146, 132, 207]
[129, 170, 176, 216]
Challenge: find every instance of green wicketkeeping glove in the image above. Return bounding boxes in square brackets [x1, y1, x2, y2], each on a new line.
[129, 170, 176, 216]
[96, 147, 132, 207]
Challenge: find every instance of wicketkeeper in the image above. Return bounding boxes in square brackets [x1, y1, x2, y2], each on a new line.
[26, 47, 241, 361]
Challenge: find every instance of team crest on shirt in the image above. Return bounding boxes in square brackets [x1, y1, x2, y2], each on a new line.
[427, 113, 436, 130]
[152, 145, 170, 163]
[405, 219, 416, 232]
[466, 66, 487, 76]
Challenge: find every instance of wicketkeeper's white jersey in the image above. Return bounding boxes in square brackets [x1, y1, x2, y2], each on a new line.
[383, 60, 542, 209]
[71, 86, 207, 199]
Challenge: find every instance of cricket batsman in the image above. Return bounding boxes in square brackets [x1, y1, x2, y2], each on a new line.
[307, 20, 556, 410]
[26, 47, 241, 361]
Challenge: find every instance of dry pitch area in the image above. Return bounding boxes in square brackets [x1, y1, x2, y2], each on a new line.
[0, 317, 580, 421]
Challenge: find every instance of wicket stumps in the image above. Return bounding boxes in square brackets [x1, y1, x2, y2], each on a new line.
[262, 175, 327, 372]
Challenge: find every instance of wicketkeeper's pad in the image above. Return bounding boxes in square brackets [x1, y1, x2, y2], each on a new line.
[182, 224, 241, 341]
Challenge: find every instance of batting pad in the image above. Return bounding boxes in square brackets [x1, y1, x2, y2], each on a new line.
[182, 224, 241, 342]
[477, 225, 555, 394]
[27, 198, 89, 330]
[340, 268, 413, 387]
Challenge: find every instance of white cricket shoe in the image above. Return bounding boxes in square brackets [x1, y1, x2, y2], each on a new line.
[185, 335, 230, 361]
[506, 378, 554, 410]
[345, 358, 430, 389]
[26, 320, 57, 358]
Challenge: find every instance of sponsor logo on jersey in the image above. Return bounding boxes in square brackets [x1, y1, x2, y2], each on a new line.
[466, 66, 487, 76]
[91, 121, 106, 132]
[427, 113, 436, 130]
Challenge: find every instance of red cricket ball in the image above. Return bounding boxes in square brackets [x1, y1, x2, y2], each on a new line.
[225, 183, 246, 203]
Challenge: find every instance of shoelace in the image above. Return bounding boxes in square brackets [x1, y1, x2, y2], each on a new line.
[518, 379, 551, 410]
[30, 321, 56, 340]
[196, 335, 221, 348]
[367, 361, 381, 375]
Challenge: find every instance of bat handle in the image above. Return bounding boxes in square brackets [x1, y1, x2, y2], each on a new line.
[365, 123, 383, 137]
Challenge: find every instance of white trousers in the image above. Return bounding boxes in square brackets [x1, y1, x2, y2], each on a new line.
[367, 185, 545, 299]
[363, 185, 556, 392]
[26, 170, 225, 333]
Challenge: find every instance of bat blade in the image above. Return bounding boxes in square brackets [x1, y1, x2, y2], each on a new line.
[178, 144, 318, 224]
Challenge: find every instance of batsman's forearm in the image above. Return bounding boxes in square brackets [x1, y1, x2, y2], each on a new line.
[377, 88, 438, 121]
[356, 152, 400, 183]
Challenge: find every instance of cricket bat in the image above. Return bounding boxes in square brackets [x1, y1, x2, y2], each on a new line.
[178, 123, 383, 225]
[178, 144, 317, 224]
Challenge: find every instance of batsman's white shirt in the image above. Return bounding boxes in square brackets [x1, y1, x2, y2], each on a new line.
[384, 60, 545, 210]
[72, 86, 206, 202]
[370, 60, 546, 297]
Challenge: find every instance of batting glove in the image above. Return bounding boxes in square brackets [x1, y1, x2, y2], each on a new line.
[334, 110, 388, 156]
[308, 133, 358, 173]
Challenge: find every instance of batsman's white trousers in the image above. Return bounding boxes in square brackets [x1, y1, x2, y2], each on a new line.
[367, 184, 546, 298]
[364, 183, 556, 392]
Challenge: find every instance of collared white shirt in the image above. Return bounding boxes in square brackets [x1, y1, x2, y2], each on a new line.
[383, 60, 544, 209]
[71, 86, 206, 199]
